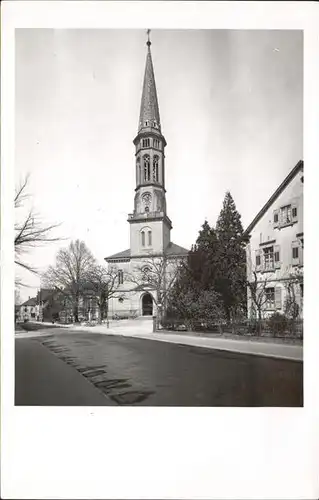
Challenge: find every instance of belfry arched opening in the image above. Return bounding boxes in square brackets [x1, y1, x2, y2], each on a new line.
[142, 293, 153, 316]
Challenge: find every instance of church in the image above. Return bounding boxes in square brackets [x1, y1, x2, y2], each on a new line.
[105, 33, 188, 319]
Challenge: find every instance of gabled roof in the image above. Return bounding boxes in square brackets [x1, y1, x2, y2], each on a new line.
[105, 248, 131, 261]
[243, 160, 303, 237]
[105, 241, 189, 263]
[21, 297, 37, 307]
[165, 242, 189, 257]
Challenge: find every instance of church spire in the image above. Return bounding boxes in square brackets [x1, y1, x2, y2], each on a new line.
[138, 29, 161, 133]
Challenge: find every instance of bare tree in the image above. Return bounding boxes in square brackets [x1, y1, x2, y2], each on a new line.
[15, 175, 61, 275]
[43, 240, 96, 323]
[127, 253, 183, 326]
[247, 271, 274, 326]
[86, 265, 123, 323]
[283, 268, 303, 319]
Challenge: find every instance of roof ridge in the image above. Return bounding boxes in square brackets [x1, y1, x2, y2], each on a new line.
[244, 160, 303, 237]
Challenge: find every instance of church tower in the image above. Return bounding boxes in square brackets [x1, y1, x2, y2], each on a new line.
[128, 31, 172, 257]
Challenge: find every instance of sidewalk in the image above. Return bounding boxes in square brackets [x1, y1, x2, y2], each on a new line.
[16, 320, 303, 361]
[71, 321, 303, 361]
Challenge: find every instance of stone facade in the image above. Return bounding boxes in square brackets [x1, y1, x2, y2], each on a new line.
[244, 161, 303, 319]
[105, 37, 188, 318]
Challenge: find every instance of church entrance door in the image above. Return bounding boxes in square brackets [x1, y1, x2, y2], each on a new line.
[142, 293, 153, 316]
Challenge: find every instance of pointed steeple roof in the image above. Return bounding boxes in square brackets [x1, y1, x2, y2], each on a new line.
[138, 31, 161, 133]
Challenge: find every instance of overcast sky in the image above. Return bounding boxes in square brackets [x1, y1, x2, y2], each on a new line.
[15, 29, 302, 300]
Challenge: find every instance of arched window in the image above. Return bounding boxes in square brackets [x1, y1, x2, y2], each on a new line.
[148, 230, 152, 246]
[141, 231, 145, 247]
[143, 155, 150, 182]
[153, 155, 159, 182]
[142, 266, 151, 283]
[136, 157, 141, 184]
[118, 269, 124, 285]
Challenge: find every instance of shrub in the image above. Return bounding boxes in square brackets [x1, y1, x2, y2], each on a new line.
[267, 312, 289, 336]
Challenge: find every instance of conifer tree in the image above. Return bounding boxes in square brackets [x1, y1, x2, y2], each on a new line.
[192, 220, 220, 290]
[215, 191, 246, 320]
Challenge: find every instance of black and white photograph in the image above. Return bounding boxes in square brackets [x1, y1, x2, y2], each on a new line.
[14, 27, 303, 407]
[2, 2, 318, 499]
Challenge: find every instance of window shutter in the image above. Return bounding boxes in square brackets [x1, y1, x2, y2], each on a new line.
[299, 241, 304, 265]
[292, 240, 300, 266]
[273, 209, 279, 228]
[274, 245, 281, 269]
[255, 249, 262, 271]
[291, 198, 298, 223]
[275, 287, 282, 310]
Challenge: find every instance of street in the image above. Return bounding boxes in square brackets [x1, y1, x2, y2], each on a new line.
[15, 328, 303, 406]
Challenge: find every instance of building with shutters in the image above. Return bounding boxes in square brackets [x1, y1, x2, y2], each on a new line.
[19, 296, 40, 322]
[244, 160, 303, 319]
[104, 32, 188, 318]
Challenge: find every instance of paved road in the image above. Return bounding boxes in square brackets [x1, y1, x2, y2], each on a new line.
[15, 329, 303, 406]
[15, 338, 115, 406]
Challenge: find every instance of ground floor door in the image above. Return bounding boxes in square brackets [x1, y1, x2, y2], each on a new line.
[142, 293, 153, 316]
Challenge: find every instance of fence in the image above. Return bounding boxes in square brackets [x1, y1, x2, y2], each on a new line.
[160, 317, 303, 339]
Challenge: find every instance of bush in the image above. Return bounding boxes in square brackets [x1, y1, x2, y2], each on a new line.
[267, 312, 289, 336]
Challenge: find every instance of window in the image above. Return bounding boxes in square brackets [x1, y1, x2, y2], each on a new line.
[274, 250, 280, 262]
[275, 203, 298, 227]
[136, 157, 141, 183]
[263, 246, 274, 270]
[142, 138, 150, 148]
[118, 270, 124, 285]
[141, 231, 145, 247]
[148, 230, 152, 246]
[153, 156, 159, 182]
[256, 254, 261, 267]
[265, 287, 275, 309]
[292, 241, 301, 265]
[142, 266, 151, 283]
[280, 205, 292, 225]
[300, 283, 303, 299]
[153, 139, 161, 149]
[143, 155, 150, 182]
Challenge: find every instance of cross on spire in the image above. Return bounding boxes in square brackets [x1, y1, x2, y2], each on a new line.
[147, 29, 151, 46]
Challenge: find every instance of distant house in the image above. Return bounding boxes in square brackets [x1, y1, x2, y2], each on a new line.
[18, 288, 106, 324]
[18, 289, 64, 322]
[58, 288, 100, 323]
[36, 288, 64, 322]
[243, 160, 303, 319]
[19, 296, 39, 322]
